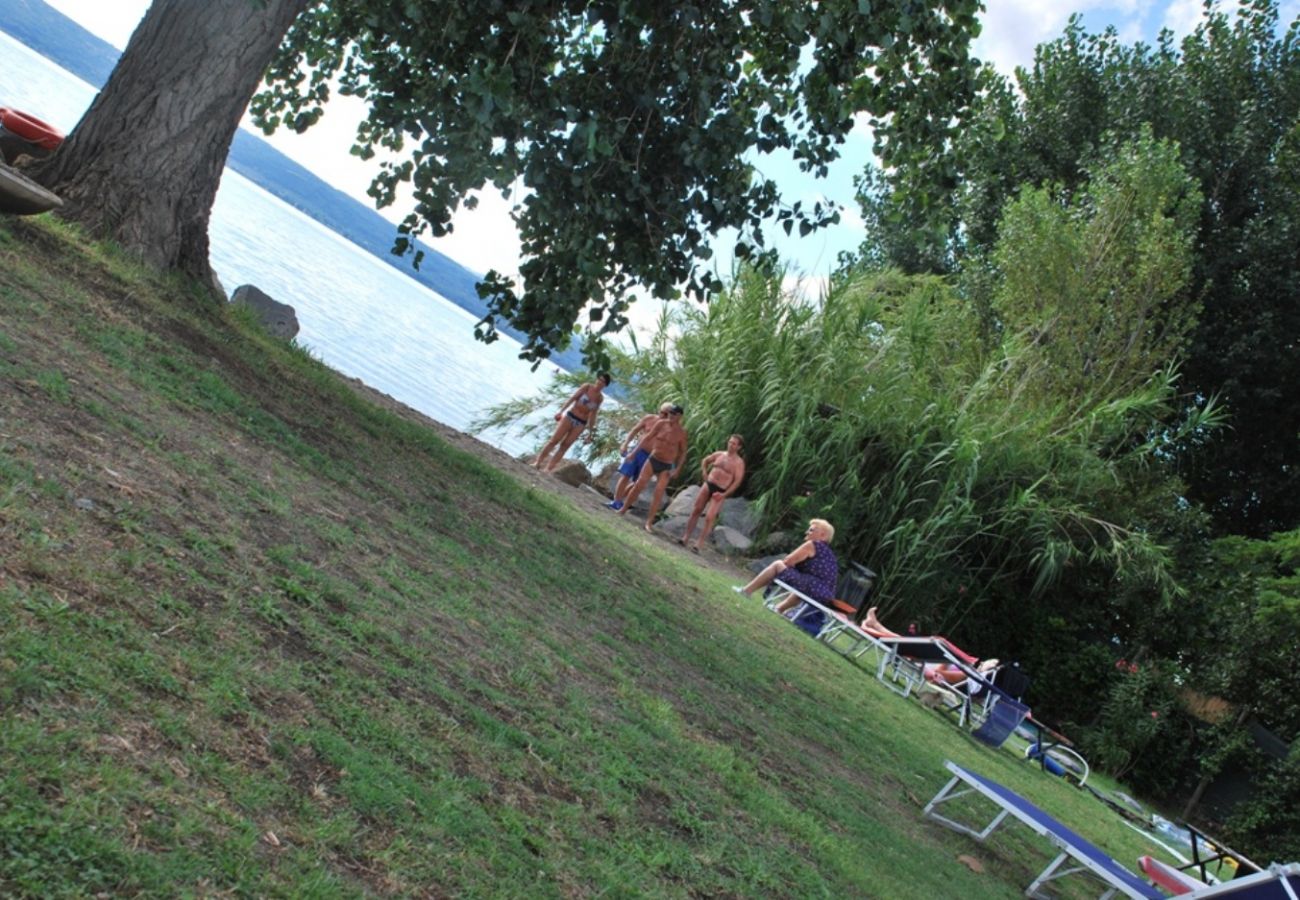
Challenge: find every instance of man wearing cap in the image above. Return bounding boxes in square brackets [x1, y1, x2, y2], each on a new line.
[617, 405, 688, 532]
[607, 401, 673, 510]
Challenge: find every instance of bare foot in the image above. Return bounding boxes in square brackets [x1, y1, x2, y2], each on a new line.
[644, 524, 655, 533]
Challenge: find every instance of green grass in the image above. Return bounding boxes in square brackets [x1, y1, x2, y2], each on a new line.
[0, 215, 1172, 897]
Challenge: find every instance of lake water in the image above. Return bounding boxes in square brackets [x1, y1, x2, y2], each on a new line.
[0, 31, 557, 457]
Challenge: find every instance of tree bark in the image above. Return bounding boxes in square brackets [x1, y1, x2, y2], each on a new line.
[30, 0, 309, 293]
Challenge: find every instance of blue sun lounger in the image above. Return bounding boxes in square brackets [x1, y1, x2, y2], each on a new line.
[923, 760, 1164, 899]
[923, 761, 1300, 899]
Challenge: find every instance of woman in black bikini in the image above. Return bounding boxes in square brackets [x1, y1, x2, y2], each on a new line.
[534, 373, 611, 472]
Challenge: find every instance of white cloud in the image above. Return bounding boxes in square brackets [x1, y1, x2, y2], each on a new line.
[781, 272, 828, 305]
[973, 0, 1154, 76]
[837, 204, 866, 231]
[1162, 0, 1209, 39]
[973, 0, 1072, 76]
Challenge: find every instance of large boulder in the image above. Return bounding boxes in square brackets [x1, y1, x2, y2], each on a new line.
[230, 284, 300, 340]
[711, 526, 754, 555]
[663, 488, 759, 540]
[596, 460, 622, 496]
[718, 497, 759, 537]
[664, 484, 702, 517]
[637, 476, 682, 509]
[655, 515, 692, 540]
[756, 530, 791, 554]
[550, 459, 592, 487]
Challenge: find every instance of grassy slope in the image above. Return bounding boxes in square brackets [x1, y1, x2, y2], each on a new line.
[0, 216, 1166, 897]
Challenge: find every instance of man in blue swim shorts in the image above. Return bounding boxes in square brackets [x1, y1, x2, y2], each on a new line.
[607, 402, 673, 509]
[618, 405, 688, 532]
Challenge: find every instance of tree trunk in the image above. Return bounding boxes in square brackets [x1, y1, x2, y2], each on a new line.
[30, 0, 308, 293]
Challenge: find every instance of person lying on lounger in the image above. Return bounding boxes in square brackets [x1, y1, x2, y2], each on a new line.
[860, 607, 997, 686]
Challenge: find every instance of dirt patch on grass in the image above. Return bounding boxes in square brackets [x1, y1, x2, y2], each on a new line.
[341, 375, 750, 575]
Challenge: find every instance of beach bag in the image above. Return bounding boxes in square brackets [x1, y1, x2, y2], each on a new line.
[791, 605, 825, 637]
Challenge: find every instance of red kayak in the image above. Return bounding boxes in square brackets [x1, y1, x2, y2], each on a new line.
[0, 107, 64, 164]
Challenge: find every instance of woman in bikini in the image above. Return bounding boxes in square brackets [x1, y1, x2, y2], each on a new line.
[534, 373, 611, 472]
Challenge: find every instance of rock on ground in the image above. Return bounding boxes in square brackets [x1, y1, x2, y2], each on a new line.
[230, 284, 300, 340]
[550, 459, 592, 487]
[711, 526, 753, 555]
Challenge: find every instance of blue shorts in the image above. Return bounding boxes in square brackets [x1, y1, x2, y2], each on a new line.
[618, 448, 651, 479]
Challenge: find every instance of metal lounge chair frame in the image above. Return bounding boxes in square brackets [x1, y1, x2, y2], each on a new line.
[925, 760, 1173, 899]
[923, 761, 1300, 899]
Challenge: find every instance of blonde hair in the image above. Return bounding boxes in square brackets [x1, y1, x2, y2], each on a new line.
[809, 518, 835, 542]
[659, 402, 673, 414]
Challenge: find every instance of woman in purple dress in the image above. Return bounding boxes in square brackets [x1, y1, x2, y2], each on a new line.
[732, 519, 838, 607]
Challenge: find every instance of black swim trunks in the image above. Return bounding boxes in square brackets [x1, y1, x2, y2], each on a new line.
[649, 456, 674, 474]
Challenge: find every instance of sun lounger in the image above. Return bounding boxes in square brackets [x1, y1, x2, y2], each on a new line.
[970, 694, 1031, 749]
[923, 761, 1300, 899]
[924, 760, 1165, 898]
[814, 607, 891, 659]
[768, 579, 889, 654]
[873, 635, 983, 699]
[1021, 715, 1091, 785]
[1178, 823, 1265, 885]
[1136, 859, 1300, 899]
[1140, 856, 1215, 895]
[918, 658, 1024, 730]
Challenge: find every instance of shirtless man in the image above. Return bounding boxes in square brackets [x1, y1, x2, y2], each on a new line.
[617, 405, 688, 532]
[679, 434, 746, 551]
[607, 402, 673, 510]
[533, 373, 611, 472]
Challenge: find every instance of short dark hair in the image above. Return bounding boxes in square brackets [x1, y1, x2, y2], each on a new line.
[598, 372, 612, 385]
[670, 404, 684, 415]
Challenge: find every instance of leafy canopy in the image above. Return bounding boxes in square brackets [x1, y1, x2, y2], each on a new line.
[990, 132, 1201, 403]
[252, 0, 981, 365]
[849, 0, 1300, 534]
[480, 138, 1213, 638]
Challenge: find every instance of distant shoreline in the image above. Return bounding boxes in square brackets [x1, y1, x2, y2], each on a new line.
[0, 0, 584, 374]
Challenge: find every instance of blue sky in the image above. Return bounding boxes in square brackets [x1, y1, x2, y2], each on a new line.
[41, 0, 1300, 303]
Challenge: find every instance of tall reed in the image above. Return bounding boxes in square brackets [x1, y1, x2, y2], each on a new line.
[477, 137, 1217, 643]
